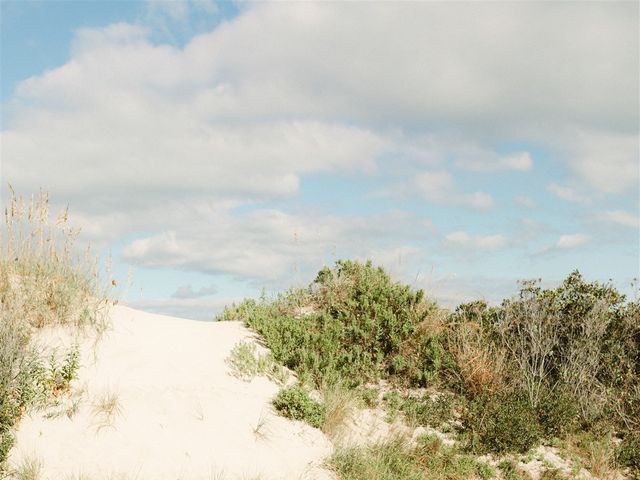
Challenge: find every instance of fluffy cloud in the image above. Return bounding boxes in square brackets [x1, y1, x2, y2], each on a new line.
[121, 208, 432, 284]
[555, 234, 590, 250]
[1, 2, 636, 305]
[560, 130, 639, 194]
[598, 210, 640, 229]
[444, 231, 507, 250]
[415, 171, 494, 210]
[172, 284, 218, 299]
[547, 183, 591, 205]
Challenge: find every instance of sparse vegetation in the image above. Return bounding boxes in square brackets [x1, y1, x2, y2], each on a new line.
[92, 389, 122, 431]
[226, 341, 289, 385]
[329, 433, 495, 480]
[0, 187, 111, 471]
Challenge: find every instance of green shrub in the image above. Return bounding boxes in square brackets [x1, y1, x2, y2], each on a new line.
[400, 393, 456, 428]
[383, 390, 456, 428]
[536, 388, 581, 438]
[617, 431, 640, 473]
[272, 385, 326, 429]
[465, 391, 541, 454]
[219, 260, 435, 388]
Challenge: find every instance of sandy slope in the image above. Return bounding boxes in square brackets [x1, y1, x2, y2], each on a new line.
[9, 305, 335, 480]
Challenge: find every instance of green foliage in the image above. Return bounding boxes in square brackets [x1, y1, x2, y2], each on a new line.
[465, 391, 541, 454]
[272, 385, 326, 429]
[383, 390, 456, 428]
[220, 263, 636, 476]
[219, 260, 435, 388]
[400, 393, 456, 428]
[617, 432, 640, 473]
[536, 388, 581, 438]
[226, 341, 289, 384]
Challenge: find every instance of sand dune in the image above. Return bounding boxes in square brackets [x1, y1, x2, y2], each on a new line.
[9, 306, 335, 480]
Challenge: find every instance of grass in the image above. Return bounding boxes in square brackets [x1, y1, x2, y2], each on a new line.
[10, 454, 43, 480]
[92, 389, 122, 431]
[226, 341, 289, 385]
[329, 433, 495, 480]
[0, 188, 112, 471]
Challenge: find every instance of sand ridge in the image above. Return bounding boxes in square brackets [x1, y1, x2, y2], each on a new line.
[9, 305, 335, 480]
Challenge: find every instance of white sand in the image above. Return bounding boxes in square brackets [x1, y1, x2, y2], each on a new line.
[9, 305, 335, 480]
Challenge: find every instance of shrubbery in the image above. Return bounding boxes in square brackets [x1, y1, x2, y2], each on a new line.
[464, 390, 541, 454]
[219, 260, 438, 387]
[221, 259, 638, 465]
[272, 385, 326, 428]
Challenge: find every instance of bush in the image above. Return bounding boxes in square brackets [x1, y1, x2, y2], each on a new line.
[536, 388, 581, 438]
[383, 391, 456, 428]
[465, 390, 541, 454]
[219, 260, 436, 388]
[272, 385, 326, 428]
[617, 432, 640, 473]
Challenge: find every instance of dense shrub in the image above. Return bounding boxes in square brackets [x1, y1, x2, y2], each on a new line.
[535, 388, 581, 438]
[219, 260, 436, 387]
[272, 385, 326, 428]
[617, 432, 640, 474]
[465, 390, 541, 454]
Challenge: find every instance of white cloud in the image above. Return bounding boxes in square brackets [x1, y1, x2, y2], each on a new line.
[128, 295, 236, 320]
[454, 149, 533, 172]
[121, 208, 433, 284]
[547, 183, 591, 205]
[1, 2, 637, 301]
[515, 196, 536, 208]
[445, 231, 507, 250]
[145, 0, 218, 22]
[598, 210, 640, 229]
[415, 171, 494, 210]
[555, 234, 590, 249]
[172, 283, 218, 299]
[559, 129, 639, 194]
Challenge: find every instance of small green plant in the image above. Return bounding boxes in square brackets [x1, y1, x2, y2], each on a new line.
[226, 342, 289, 385]
[359, 387, 378, 408]
[272, 385, 326, 429]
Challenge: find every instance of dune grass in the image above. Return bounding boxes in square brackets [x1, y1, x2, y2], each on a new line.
[0, 187, 112, 471]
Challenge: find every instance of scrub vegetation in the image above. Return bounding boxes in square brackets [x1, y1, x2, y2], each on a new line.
[0, 187, 111, 472]
[220, 259, 640, 479]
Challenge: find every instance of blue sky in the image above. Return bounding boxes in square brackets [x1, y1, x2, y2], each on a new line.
[1, 0, 638, 319]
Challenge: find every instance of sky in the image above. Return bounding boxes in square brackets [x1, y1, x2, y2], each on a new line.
[1, 0, 638, 320]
